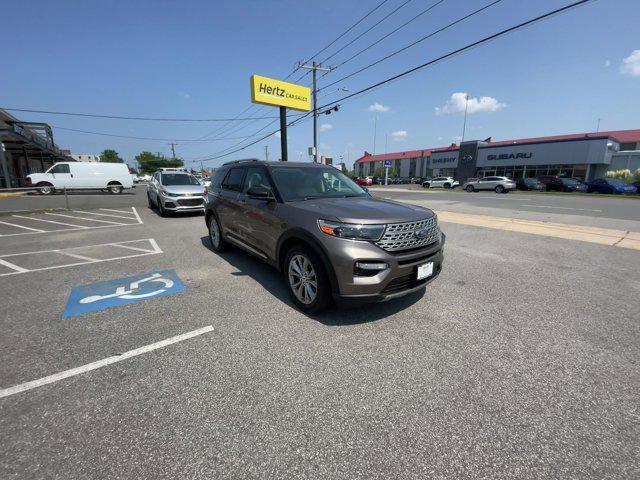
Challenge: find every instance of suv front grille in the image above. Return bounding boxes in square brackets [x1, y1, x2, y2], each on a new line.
[375, 217, 439, 252]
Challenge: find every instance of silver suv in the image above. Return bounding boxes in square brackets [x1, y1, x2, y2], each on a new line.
[147, 171, 206, 215]
[463, 176, 516, 193]
[205, 160, 445, 313]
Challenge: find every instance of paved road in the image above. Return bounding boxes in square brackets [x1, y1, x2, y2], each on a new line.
[373, 187, 640, 222]
[0, 187, 147, 212]
[1, 191, 639, 478]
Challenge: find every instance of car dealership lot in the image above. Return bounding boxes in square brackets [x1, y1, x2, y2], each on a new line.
[1, 191, 639, 478]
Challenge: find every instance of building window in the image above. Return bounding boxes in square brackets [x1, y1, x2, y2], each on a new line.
[619, 142, 637, 151]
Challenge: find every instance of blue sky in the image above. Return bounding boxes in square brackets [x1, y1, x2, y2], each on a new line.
[1, 0, 638, 170]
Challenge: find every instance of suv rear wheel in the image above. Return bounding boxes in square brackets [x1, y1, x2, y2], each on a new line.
[208, 214, 227, 252]
[285, 246, 330, 313]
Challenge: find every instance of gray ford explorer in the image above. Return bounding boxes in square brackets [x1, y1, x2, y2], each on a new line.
[205, 160, 444, 313]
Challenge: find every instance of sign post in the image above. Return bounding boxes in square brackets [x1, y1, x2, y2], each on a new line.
[279, 107, 287, 162]
[383, 159, 392, 185]
[250, 75, 311, 162]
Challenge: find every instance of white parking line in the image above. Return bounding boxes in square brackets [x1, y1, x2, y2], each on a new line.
[12, 215, 89, 229]
[520, 204, 602, 212]
[0, 326, 214, 399]
[100, 208, 137, 215]
[46, 212, 127, 225]
[0, 207, 142, 237]
[0, 238, 163, 277]
[0, 220, 46, 233]
[72, 210, 137, 220]
[0, 258, 29, 273]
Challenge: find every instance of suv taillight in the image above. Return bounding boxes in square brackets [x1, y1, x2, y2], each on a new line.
[25, 177, 32, 185]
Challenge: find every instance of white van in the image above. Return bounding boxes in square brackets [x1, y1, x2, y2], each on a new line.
[26, 162, 134, 194]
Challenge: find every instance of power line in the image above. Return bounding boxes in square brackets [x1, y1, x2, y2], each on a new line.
[317, 0, 595, 108]
[319, 0, 504, 92]
[51, 125, 286, 142]
[318, 0, 416, 66]
[291, 0, 391, 80]
[3, 108, 288, 122]
[323, 0, 447, 75]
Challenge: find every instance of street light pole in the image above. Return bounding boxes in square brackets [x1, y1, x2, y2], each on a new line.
[461, 94, 469, 143]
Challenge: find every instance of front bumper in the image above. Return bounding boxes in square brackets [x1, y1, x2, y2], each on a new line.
[328, 234, 445, 304]
[161, 195, 205, 212]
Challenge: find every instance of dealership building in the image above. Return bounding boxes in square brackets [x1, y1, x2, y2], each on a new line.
[355, 129, 640, 182]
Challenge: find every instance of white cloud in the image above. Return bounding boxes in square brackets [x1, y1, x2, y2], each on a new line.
[368, 102, 390, 113]
[452, 136, 462, 144]
[435, 92, 506, 115]
[178, 91, 191, 100]
[274, 131, 281, 138]
[320, 123, 333, 132]
[391, 130, 407, 140]
[604, 59, 611, 67]
[620, 49, 640, 77]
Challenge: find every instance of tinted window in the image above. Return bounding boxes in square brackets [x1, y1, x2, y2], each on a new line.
[210, 169, 226, 188]
[242, 167, 272, 194]
[270, 167, 367, 201]
[483, 177, 498, 181]
[50, 164, 70, 174]
[160, 173, 201, 186]
[222, 168, 245, 192]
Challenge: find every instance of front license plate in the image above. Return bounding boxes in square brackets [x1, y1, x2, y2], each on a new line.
[417, 262, 434, 280]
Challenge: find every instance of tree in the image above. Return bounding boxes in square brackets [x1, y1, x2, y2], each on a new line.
[100, 149, 124, 163]
[135, 151, 184, 174]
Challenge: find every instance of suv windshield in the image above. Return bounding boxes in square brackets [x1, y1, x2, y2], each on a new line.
[161, 174, 201, 186]
[270, 167, 368, 201]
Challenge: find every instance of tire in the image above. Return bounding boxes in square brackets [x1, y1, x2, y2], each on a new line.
[157, 196, 167, 217]
[443, 183, 451, 189]
[36, 182, 54, 195]
[495, 185, 505, 194]
[207, 214, 227, 252]
[107, 183, 123, 194]
[465, 185, 475, 193]
[423, 183, 430, 189]
[284, 246, 331, 314]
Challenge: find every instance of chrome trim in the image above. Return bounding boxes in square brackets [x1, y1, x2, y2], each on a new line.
[374, 217, 439, 252]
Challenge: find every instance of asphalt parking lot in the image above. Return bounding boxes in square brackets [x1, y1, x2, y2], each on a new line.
[1, 187, 639, 479]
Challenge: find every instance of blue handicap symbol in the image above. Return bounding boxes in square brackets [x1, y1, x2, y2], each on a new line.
[63, 269, 185, 318]
[383, 160, 392, 168]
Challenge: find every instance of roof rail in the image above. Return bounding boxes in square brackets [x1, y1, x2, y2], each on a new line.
[222, 158, 261, 166]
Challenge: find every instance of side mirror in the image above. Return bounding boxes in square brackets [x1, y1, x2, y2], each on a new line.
[247, 186, 274, 200]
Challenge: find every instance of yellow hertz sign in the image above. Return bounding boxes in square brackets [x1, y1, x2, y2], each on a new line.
[250, 75, 311, 112]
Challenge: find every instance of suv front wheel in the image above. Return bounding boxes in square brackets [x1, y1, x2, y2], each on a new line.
[285, 247, 331, 313]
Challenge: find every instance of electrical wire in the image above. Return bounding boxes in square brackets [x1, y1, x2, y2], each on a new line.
[3, 108, 284, 122]
[317, 0, 417, 66]
[317, 0, 595, 108]
[318, 0, 503, 92]
[322, 0, 447, 76]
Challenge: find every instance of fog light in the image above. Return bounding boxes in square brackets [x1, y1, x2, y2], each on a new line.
[355, 262, 388, 271]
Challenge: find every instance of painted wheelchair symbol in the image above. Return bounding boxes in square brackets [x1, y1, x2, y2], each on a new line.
[79, 273, 174, 304]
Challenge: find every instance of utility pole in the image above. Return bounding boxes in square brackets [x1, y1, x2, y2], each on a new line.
[596, 118, 601, 133]
[169, 143, 177, 160]
[385, 133, 388, 154]
[296, 61, 333, 162]
[264, 145, 269, 161]
[461, 94, 470, 144]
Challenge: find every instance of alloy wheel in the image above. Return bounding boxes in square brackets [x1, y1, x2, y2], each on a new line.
[209, 217, 220, 249]
[288, 254, 318, 305]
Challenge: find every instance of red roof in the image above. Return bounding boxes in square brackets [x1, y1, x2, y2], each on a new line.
[354, 129, 640, 164]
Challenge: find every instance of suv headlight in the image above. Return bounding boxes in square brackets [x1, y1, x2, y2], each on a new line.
[160, 189, 172, 197]
[318, 219, 385, 241]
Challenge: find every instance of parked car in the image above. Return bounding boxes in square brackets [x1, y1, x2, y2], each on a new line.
[205, 160, 445, 313]
[147, 170, 206, 216]
[586, 178, 638, 194]
[25, 162, 133, 195]
[422, 176, 459, 189]
[537, 175, 588, 192]
[355, 177, 373, 186]
[633, 181, 640, 193]
[371, 176, 382, 185]
[463, 176, 516, 193]
[516, 177, 545, 191]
